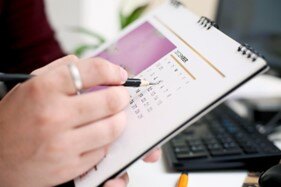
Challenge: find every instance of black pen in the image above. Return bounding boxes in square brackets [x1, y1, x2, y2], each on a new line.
[0, 73, 159, 87]
[123, 78, 160, 87]
[0, 73, 34, 83]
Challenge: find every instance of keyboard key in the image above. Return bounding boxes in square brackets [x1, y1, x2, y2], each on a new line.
[187, 139, 202, 146]
[174, 147, 190, 153]
[242, 146, 258, 154]
[207, 143, 222, 150]
[190, 145, 206, 153]
[222, 137, 235, 143]
[211, 148, 242, 156]
[172, 139, 187, 147]
[223, 142, 238, 149]
[203, 137, 218, 144]
[176, 152, 207, 160]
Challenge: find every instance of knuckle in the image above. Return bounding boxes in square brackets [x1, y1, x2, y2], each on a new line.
[45, 137, 71, 160]
[105, 89, 120, 113]
[120, 87, 130, 104]
[36, 109, 53, 125]
[94, 60, 111, 78]
[113, 87, 130, 105]
[66, 55, 79, 62]
[24, 79, 45, 99]
[46, 141, 62, 155]
[108, 112, 127, 140]
[93, 59, 116, 82]
[36, 106, 68, 129]
[75, 103, 88, 118]
[93, 57, 110, 64]
[55, 68, 71, 85]
[105, 87, 128, 113]
[26, 76, 56, 99]
[50, 107, 69, 124]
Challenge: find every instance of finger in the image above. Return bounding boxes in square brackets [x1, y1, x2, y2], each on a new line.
[104, 173, 129, 187]
[74, 148, 107, 179]
[143, 149, 162, 163]
[68, 87, 129, 127]
[70, 111, 127, 153]
[31, 55, 79, 75]
[37, 57, 128, 95]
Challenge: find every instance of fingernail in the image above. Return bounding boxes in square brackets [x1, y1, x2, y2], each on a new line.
[120, 67, 128, 83]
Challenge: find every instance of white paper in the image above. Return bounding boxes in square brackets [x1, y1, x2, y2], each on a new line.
[75, 2, 267, 186]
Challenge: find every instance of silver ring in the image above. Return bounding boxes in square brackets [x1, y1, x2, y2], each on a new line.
[67, 63, 83, 95]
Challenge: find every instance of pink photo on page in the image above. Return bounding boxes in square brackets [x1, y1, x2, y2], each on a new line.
[97, 21, 176, 77]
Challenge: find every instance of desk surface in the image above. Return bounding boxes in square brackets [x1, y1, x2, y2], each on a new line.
[128, 157, 247, 187]
[128, 138, 281, 187]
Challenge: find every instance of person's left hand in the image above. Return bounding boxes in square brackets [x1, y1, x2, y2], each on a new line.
[104, 149, 162, 187]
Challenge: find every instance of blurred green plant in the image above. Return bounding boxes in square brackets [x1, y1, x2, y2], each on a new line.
[119, 4, 148, 29]
[72, 27, 106, 57]
[73, 3, 149, 57]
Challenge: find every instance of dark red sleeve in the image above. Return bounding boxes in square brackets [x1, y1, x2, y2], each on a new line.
[0, 0, 65, 73]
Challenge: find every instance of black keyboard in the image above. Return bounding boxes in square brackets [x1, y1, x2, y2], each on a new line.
[163, 104, 281, 171]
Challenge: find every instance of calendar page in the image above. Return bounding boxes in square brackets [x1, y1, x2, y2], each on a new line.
[75, 2, 268, 187]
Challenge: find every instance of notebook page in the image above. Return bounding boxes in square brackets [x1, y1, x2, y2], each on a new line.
[75, 2, 267, 187]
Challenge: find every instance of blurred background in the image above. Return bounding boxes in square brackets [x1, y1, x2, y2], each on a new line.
[44, 0, 281, 77]
[43, 0, 218, 55]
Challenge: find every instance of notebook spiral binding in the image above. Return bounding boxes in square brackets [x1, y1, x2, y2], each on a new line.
[238, 43, 265, 62]
[197, 17, 219, 30]
[170, 0, 182, 7]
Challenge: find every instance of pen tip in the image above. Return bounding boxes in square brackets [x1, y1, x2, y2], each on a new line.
[149, 81, 162, 85]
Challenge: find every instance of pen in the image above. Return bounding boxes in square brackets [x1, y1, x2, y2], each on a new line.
[0, 73, 159, 87]
[177, 173, 189, 187]
[0, 73, 34, 83]
[123, 78, 160, 87]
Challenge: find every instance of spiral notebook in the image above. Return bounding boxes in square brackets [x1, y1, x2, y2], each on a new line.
[75, 1, 268, 186]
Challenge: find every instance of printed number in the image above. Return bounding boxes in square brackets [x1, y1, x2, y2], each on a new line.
[157, 100, 163, 105]
[167, 94, 172, 98]
[131, 104, 138, 110]
[138, 114, 143, 119]
[147, 87, 153, 92]
[141, 98, 147, 103]
[147, 107, 153, 113]
[144, 102, 150, 107]
[135, 109, 140, 114]
[150, 91, 156, 96]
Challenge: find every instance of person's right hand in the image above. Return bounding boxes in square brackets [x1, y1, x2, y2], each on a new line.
[0, 56, 130, 187]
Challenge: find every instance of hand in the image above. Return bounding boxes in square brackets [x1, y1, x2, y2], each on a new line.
[104, 149, 162, 187]
[0, 56, 130, 187]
